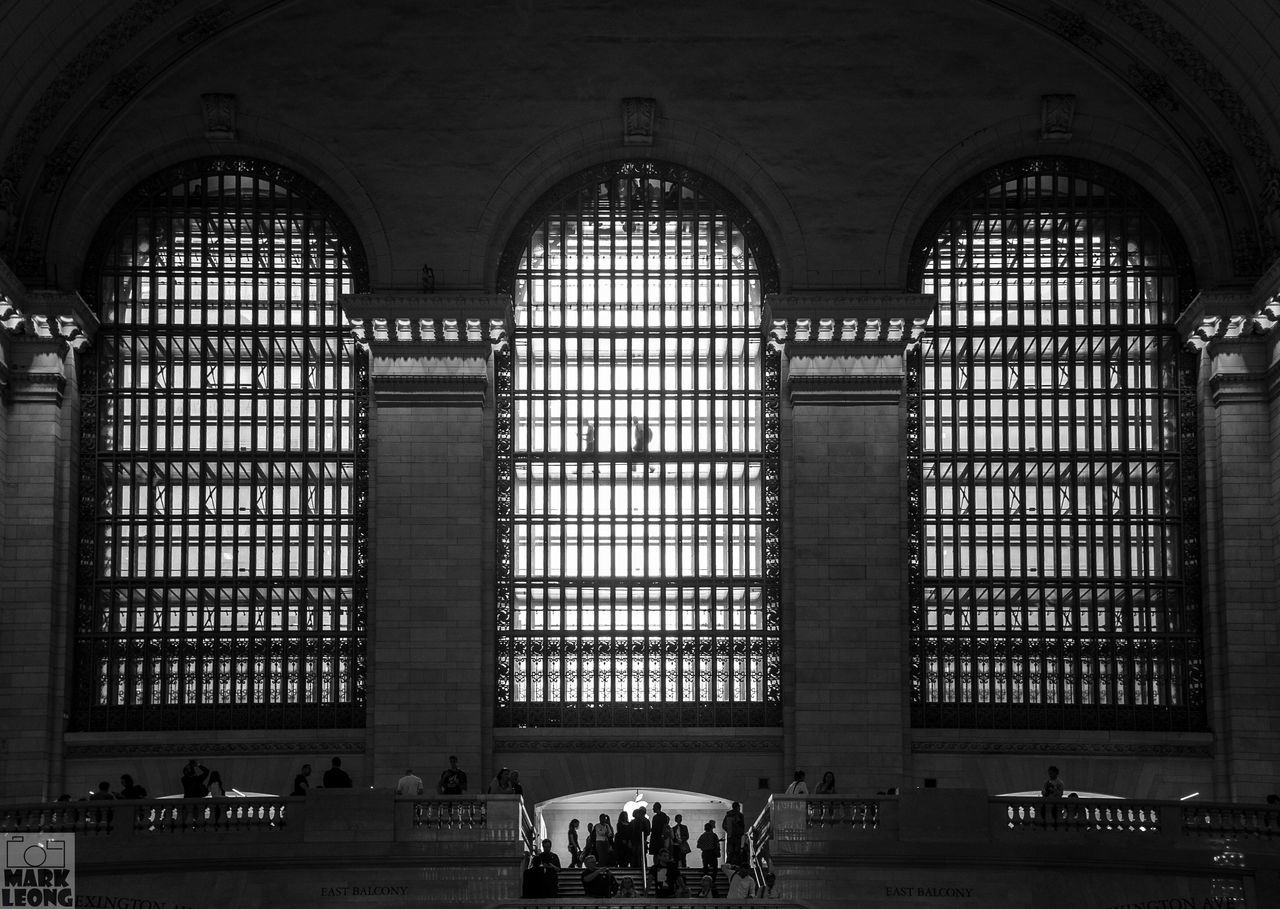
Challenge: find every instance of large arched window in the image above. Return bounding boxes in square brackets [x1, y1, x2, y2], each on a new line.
[75, 158, 368, 730]
[495, 161, 781, 727]
[908, 158, 1204, 731]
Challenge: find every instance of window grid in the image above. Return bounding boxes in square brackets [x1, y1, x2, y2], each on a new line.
[907, 160, 1205, 730]
[495, 161, 781, 726]
[75, 159, 369, 730]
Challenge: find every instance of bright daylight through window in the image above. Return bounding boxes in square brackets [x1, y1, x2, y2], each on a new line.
[496, 161, 781, 727]
[909, 160, 1204, 731]
[76, 159, 368, 731]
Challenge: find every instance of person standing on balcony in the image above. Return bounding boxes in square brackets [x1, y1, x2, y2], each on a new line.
[291, 763, 312, 796]
[487, 767, 512, 794]
[119, 774, 147, 799]
[785, 770, 809, 795]
[323, 757, 352, 788]
[437, 755, 467, 794]
[181, 759, 211, 798]
[1042, 765, 1064, 799]
[396, 768, 424, 796]
[815, 771, 837, 794]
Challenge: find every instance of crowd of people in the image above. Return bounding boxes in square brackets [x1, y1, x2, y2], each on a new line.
[529, 795, 777, 899]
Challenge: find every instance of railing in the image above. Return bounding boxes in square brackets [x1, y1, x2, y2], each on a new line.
[805, 797, 880, 830]
[1001, 797, 1162, 834]
[753, 793, 1280, 860]
[409, 797, 487, 829]
[0, 798, 289, 838]
[1183, 804, 1280, 840]
[137, 799, 287, 834]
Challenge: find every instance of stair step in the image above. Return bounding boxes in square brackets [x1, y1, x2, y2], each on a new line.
[532, 864, 729, 898]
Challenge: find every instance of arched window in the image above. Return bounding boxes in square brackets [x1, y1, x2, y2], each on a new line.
[495, 161, 781, 727]
[75, 158, 368, 730]
[907, 158, 1204, 730]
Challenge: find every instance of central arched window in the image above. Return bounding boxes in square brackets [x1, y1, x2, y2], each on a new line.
[75, 158, 368, 730]
[496, 161, 781, 726]
[907, 158, 1204, 731]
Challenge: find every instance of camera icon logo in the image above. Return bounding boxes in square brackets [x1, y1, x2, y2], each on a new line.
[5, 835, 66, 869]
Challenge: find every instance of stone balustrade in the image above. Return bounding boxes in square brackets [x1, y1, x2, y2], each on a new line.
[3, 791, 1277, 907]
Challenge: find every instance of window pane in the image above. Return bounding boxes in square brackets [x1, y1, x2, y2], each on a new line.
[909, 161, 1205, 731]
[75, 159, 368, 730]
[496, 162, 781, 726]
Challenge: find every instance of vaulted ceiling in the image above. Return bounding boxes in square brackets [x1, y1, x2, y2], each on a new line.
[2, 0, 1278, 293]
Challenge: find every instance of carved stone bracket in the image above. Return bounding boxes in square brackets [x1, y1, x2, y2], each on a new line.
[341, 293, 509, 407]
[1, 278, 97, 405]
[1177, 284, 1280, 403]
[766, 292, 935, 406]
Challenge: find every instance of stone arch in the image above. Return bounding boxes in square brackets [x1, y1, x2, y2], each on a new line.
[883, 112, 1237, 293]
[471, 115, 806, 293]
[44, 113, 392, 290]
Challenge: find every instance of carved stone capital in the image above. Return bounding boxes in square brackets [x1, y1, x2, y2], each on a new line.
[769, 294, 932, 406]
[341, 293, 509, 351]
[1178, 286, 1278, 349]
[1, 288, 97, 351]
[342, 293, 508, 408]
[765, 292, 935, 349]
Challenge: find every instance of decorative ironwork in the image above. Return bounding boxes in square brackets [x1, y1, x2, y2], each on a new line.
[495, 160, 781, 726]
[74, 157, 369, 730]
[906, 158, 1205, 731]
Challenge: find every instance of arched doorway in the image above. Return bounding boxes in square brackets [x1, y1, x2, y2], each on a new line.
[533, 786, 732, 865]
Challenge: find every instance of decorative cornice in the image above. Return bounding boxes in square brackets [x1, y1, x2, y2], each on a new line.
[65, 739, 367, 758]
[341, 293, 509, 352]
[788, 373, 904, 406]
[371, 374, 489, 408]
[7, 368, 67, 405]
[765, 293, 935, 350]
[912, 739, 1212, 758]
[2, 286, 97, 352]
[1180, 284, 1280, 350]
[1208, 369, 1269, 406]
[493, 737, 782, 753]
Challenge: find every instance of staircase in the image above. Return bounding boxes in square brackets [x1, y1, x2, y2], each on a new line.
[534, 863, 729, 898]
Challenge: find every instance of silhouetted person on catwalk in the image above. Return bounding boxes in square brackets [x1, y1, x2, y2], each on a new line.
[631, 418, 654, 474]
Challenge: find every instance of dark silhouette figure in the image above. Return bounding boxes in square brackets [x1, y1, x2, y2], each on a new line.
[631, 418, 654, 474]
[181, 760, 209, 797]
[323, 757, 352, 788]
